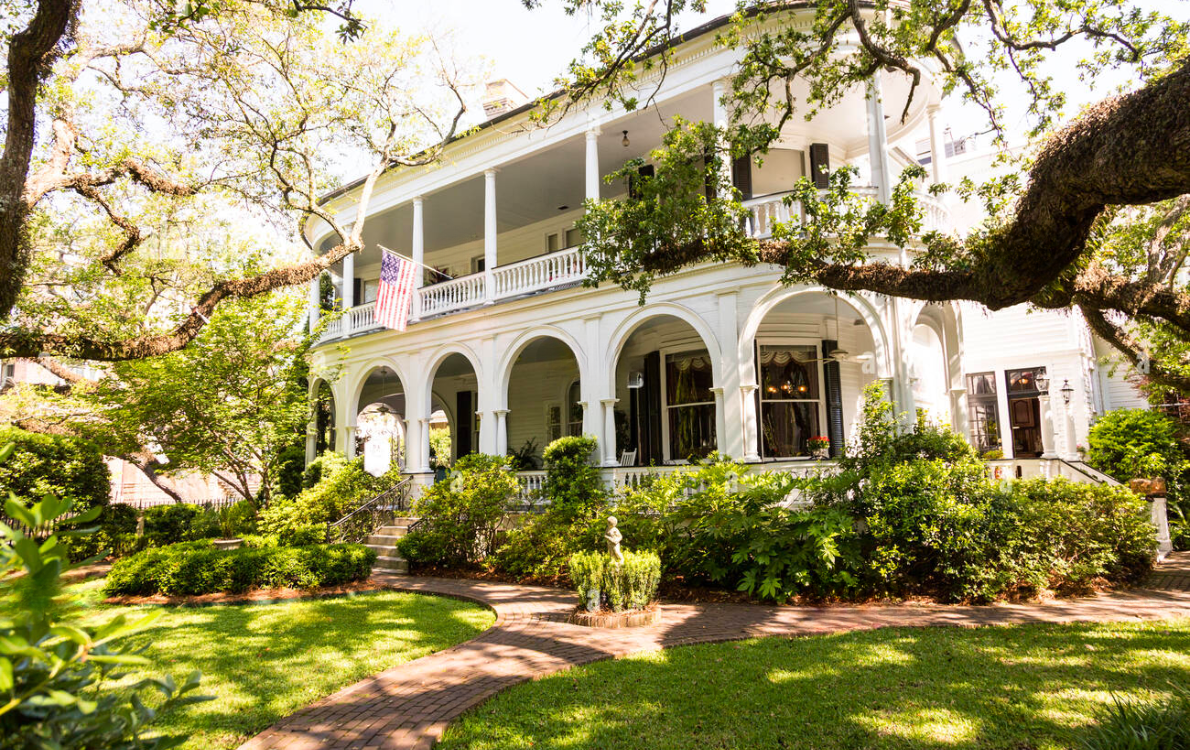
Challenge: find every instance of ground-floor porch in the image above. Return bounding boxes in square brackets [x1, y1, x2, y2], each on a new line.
[307, 262, 975, 480]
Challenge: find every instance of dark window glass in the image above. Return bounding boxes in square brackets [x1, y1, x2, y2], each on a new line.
[665, 351, 716, 460]
[1007, 367, 1046, 394]
[665, 352, 714, 405]
[965, 372, 1001, 452]
[567, 381, 583, 437]
[758, 345, 821, 458]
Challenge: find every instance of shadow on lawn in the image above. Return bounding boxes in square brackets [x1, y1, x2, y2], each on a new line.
[113, 592, 491, 748]
[440, 621, 1190, 750]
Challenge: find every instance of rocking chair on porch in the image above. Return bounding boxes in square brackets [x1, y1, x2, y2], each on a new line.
[618, 449, 637, 467]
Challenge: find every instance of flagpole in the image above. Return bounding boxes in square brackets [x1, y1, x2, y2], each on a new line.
[378, 245, 453, 280]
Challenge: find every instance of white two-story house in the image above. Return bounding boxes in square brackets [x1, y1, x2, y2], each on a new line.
[302, 9, 1147, 490]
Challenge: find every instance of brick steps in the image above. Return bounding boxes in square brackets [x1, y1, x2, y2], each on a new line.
[364, 521, 416, 576]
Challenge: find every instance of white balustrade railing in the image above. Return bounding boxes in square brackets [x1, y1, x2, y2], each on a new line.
[742, 186, 949, 239]
[492, 246, 587, 297]
[419, 273, 486, 317]
[346, 302, 377, 335]
[744, 192, 804, 239]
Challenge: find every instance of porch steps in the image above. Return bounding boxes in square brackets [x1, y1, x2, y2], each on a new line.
[366, 521, 417, 575]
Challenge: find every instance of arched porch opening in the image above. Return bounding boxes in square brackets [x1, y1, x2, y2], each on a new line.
[745, 291, 881, 460]
[426, 352, 480, 468]
[353, 365, 407, 473]
[501, 335, 584, 469]
[309, 378, 336, 462]
[610, 313, 721, 466]
[909, 323, 950, 426]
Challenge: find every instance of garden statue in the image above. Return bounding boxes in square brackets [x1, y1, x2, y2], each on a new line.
[604, 516, 623, 564]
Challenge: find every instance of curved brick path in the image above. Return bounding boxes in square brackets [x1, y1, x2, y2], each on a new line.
[240, 559, 1190, 750]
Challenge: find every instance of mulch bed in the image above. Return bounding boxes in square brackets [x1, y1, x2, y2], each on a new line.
[103, 580, 388, 607]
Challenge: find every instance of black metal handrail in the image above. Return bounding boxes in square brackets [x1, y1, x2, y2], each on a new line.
[327, 478, 412, 544]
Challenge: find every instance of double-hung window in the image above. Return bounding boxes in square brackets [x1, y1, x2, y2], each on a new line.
[664, 351, 716, 461]
[757, 344, 822, 458]
[965, 372, 1001, 452]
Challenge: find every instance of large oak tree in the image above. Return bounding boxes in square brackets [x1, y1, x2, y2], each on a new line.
[536, 0, 1190, 397]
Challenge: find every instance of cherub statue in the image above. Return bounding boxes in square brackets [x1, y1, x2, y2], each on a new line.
[604, 515, 623, 564]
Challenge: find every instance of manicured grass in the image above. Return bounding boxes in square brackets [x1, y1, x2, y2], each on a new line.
[440, 618, 1190, 750]
[73, 579, 494, 750]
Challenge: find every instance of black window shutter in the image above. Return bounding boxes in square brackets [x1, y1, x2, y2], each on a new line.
[352, 277, 361, 305]
[455, 391, 472, 458]
[732, 155, 752, 200]
[809, 143, 831, 189]
[642, 351, 663, 465]
[822, 340, 844, 457]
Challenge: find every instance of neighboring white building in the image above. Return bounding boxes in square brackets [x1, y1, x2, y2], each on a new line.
[302, 9, 1146, 487]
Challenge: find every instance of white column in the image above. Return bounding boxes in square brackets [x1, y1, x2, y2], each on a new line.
[712, 79, 732, 191]
[411, 196, 425, 321]
[741, 384, 760, 462]
[405, 377, 431, 474]
[865, 77, 893, 204]
[582, 315, 603, 438]
[344, 424, 358, 459]
[494, 410, 509, 456]
[305, 420, 318, 464]
[717, 292, 744, 459]
[585, 125, 601, 203]
[927, 105, 948, 185]
[416, 418, 432, 473]
[1039, 393, 1057, 460]
[307, 275, 321, 333]
[484, 169, 497, 304]
[601, 398, 619, 466]
[341, 252, 355, 334]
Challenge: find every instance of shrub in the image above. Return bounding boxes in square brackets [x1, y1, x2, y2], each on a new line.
[1003, 478, 1156, 591]
[142, 503, 208, 547]
[260, 456, 398, 541]
[1079, 685, 1190, 750]
[568, 550, 661, 612]
[275, 444, 307, 499]
[0, 426, 110, 511]
[0, 459, 208, 748]
[399, 454, 517, 567]
[103, 541, 375, 596]
[1086, 408, 1190, 548]
[63, 503, 141, 561]
[542, 435, 603, 518]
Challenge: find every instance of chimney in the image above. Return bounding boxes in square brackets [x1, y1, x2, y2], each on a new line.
[482, 79, 529, 119]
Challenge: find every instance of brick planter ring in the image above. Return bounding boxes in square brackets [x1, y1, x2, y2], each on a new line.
[568, 606, 661, 629]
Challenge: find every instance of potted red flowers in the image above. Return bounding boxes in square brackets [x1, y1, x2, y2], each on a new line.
[808, 435, 830, 459]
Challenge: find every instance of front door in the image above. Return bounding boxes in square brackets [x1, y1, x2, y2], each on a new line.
[1006, 367, 1046, 458]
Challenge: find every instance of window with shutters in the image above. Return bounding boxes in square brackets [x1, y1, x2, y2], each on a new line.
[757, 343, 824, 458]
[662, 350, 716, 461]
[566, 380, 583, 436]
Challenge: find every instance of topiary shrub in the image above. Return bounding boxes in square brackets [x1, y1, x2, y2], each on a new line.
[568, 549, 661, 612]
[103, 541, 375, 597]
[0, 426, 110, 512]
[274, 444, 307, 499]
[399, 454, 518, 568]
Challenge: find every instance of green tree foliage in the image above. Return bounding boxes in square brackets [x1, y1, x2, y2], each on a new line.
[399, 454, 519, 568]
[540, 0, 1190, 395]
[260, 454, 399, 544]
[0, 455, 210, 748]
[71, 294, 315, 505]
[1085, 407, 1190, 547]
[0, 426, 110, 511]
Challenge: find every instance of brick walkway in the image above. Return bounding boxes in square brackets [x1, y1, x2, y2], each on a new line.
[240, 554, 1190, 750]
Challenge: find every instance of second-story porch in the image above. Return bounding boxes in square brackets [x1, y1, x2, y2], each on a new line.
[307, 57, 954, 343]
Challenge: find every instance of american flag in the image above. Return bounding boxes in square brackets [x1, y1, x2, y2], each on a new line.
[375, 250, 417, 331]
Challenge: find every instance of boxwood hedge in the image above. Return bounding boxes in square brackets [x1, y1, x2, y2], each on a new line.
[104, 541, 376, 597]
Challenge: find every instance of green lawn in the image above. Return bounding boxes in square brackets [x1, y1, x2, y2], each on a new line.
[440, 618, 1190, 750]
[73, 580, 494, 750]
